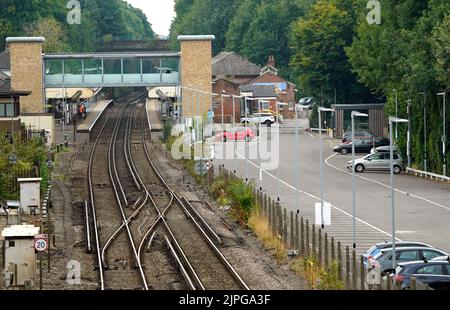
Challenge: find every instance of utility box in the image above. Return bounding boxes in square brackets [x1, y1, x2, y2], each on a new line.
[6, 201, 21, 225]
[18, 178, 42, 215]
[1, 225, 40, 288]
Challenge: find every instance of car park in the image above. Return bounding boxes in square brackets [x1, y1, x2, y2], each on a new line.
[347, 152, 404, 174]
[394, 260, 450, 290]
[371, 246, 448, 274]
[333, 138, 390, 155]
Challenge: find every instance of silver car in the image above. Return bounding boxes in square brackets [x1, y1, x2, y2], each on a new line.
[347, 152, 404, 174]
[373, 247, 449, 273]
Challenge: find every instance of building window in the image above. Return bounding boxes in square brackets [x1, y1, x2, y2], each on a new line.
[0, 103, 15, 117]
[260, 101, 269, 110]
[8, 240, 15, 247]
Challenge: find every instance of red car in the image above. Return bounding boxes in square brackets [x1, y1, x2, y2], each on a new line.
[215, 128, 255, 142]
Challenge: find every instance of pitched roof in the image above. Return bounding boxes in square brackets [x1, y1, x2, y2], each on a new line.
[212, 52, 261, 77]
[0, 51, 10, 69]
[0, 71, 31, 97]
[0, 71, 11, 94]
[240, 84, 277, 98]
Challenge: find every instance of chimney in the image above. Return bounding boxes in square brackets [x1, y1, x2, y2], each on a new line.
[268, 55, 275, 68]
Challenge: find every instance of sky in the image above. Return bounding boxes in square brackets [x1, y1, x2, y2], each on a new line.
[125, 0, 176, 37]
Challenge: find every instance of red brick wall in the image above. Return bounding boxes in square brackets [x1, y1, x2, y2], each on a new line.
[212, 79, 241, 123]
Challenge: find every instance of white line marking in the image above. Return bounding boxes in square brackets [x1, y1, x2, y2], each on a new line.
[232, 151, 401, 241]
[325, 153, 450, 212]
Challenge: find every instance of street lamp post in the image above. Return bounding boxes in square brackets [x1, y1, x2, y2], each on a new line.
[389, 117, 408, 272]
[437, 92, 447, 176]
[406, 99, 412, 169]
[351, 111, 368, 249]
[318, 107, 334, 228]
[394, 89, 398, 140]
[244, 97, 256, 182]
[419, 92, 427, 171]
[232, 95, 242, 174]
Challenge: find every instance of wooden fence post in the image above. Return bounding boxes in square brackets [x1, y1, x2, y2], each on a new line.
[312, 224, 317, 261]
[324, 233, 329, 268]
[345, 246, 350, 289]
[360, 255, 365, 290]
[295, 213, 299, 250]
[300, 217, 304, 256]
[318, 228, 322, 267]
[352, 250, 357, 290]
[331, 237, 335, 262]
[305, 219, 309, 258]
[411, 277, 416, 290]
[337, 241, 342, 280]
[283, 209, 288, 246]
[290, 211, 294, 249]
[278, 204, 283, 238]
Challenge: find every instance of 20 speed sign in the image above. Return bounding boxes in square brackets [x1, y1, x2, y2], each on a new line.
[34, 237, 48, 252]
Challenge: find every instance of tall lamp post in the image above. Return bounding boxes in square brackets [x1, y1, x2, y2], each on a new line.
[244, 97, 256, 182]
[437, 92, 447, 176]
[351, 111, 368, 249]
[418, 92, 427, 171]
[232, 95, 242, 174]
[406, 99, 412, 169]
[389, 117, 408, 272]
[318, 107, 334, 228]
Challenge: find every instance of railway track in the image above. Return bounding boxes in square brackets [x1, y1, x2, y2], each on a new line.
[86, 92, 249, 290]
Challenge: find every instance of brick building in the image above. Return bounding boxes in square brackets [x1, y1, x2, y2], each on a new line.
[0, 70, 30, 137]
[212, 53, 297, 122]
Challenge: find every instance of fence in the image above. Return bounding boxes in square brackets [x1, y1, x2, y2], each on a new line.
[217, 166, 432, 290]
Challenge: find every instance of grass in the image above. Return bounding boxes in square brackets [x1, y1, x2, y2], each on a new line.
[248, 210, 287, 262]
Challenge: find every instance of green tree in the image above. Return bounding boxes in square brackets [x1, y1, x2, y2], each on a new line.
[170, 0, 240, 54]
[24, 17, 70, 53]
[431, 13, 450, 87]
[290, 0, 373, 104]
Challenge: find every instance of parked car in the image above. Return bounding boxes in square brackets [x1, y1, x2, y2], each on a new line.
[394, 260, 450, 290]
[432, 256, 450, 262]
[371, 246, 448, 274]
[363, 241, 434, 266]
[241, 113, 275, 127]
[333, 138, 390, 155]
[298, 97, 315, 109]
[347, 152, 404, 174]
[215, 127, 255, 142]
[342, 131, 374, 143]
[371, 145, 399, 154]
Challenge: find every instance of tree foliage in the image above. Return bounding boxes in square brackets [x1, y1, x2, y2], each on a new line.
[0, 0, 155, 52]
[290, 0, 373, 104]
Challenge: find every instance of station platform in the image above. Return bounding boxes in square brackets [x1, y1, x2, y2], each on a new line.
[77, 100, 114, 133]
[146, 99, 163, 132]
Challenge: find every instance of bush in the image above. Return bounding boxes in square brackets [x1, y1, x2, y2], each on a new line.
[227, 179, 255, 222]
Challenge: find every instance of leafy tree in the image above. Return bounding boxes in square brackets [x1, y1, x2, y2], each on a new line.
[431, 13, 450, 87]
[170, 0, 240, 54]
[24, 18, 70, 53]
[290, 0, 373, 105]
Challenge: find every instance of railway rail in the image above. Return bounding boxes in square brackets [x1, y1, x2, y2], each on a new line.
[86, 91, 249, 290]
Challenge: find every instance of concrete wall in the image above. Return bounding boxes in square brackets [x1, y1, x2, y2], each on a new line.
[21, 113, 56, 146]
[4, 238, 36, 287]
[178, 36, 214, 118]
[8, 38, 45, 113]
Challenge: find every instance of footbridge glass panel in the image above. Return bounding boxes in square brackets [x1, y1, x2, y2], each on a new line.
[44, 52, 180, 88]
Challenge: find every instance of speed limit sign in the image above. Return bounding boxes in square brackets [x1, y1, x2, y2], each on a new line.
[34, 235, 48, 252]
